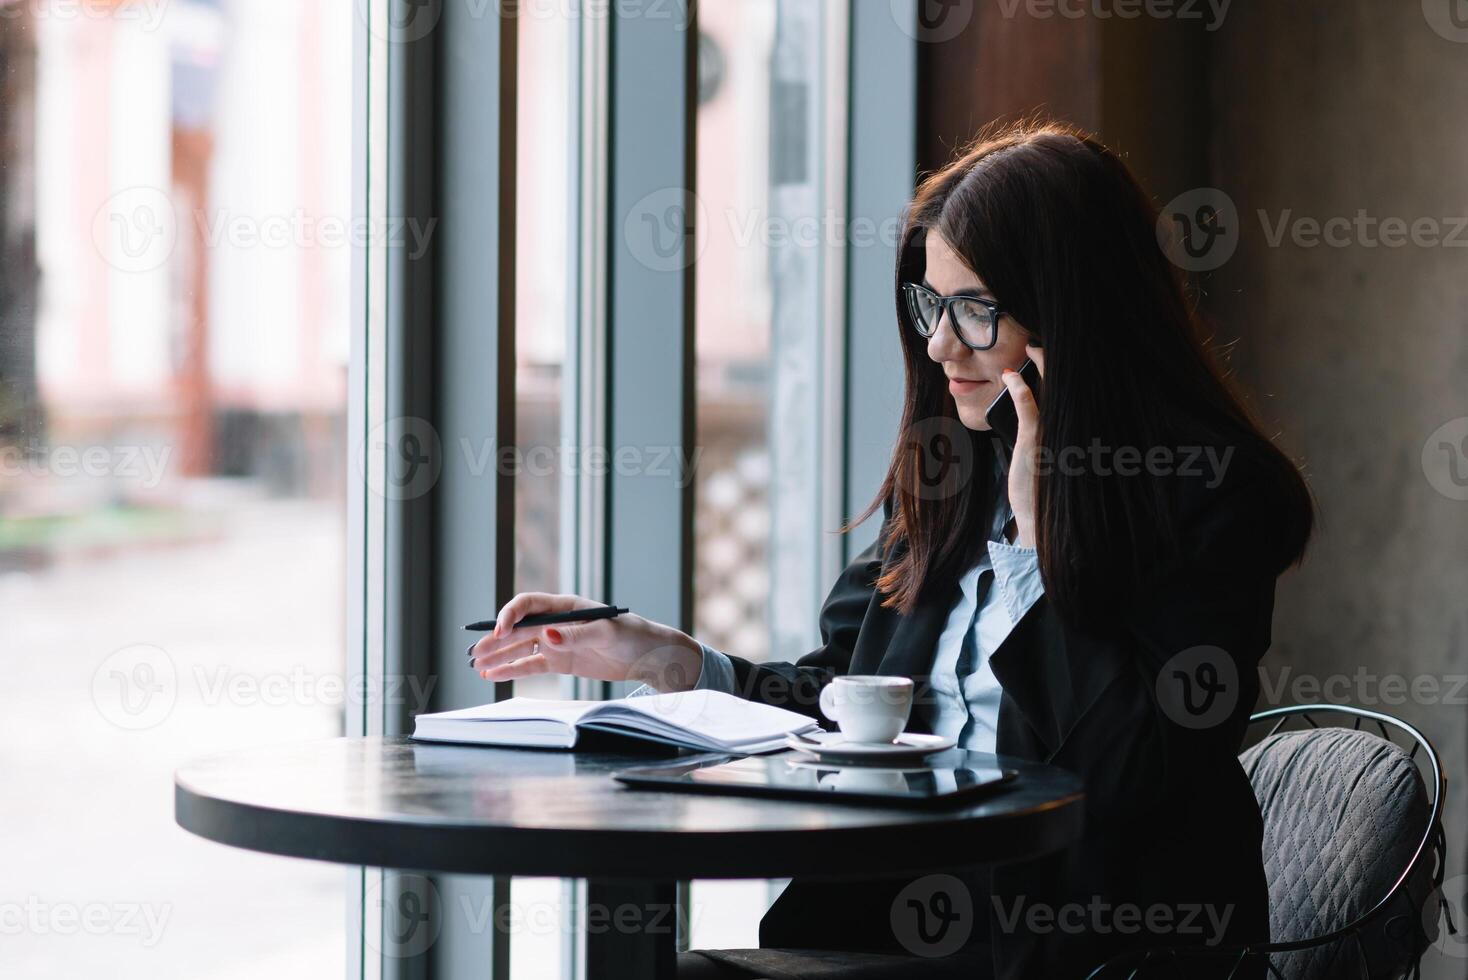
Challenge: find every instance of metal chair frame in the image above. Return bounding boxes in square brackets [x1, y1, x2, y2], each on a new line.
[1085, 704, 1451, 980]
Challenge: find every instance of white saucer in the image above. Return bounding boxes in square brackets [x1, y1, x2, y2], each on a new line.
[784, 730, 957, 764]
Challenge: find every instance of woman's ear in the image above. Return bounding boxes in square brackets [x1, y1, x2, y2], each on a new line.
[1027, 343, 1046, 378]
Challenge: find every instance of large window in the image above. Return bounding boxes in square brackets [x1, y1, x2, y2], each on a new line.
[690, 0, 848, 949]
[512, 6, 578, 977]
[0, 1, 351, 977]
[1, 1, 914, 976]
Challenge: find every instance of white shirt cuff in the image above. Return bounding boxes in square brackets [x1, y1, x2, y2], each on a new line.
[987, 539, 1045, 624]
[691, 642, 737, 694]
[626, 641, 737, 697]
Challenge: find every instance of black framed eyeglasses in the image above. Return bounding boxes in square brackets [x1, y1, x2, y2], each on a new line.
[901, 281, 1006, 351]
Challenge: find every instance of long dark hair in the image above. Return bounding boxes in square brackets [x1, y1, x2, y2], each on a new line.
[847, 119, 1314, 626]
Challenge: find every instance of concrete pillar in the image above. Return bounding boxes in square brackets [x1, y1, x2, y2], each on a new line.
[1209, 5, 1468, 972]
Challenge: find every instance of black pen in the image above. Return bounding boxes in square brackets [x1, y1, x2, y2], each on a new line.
[463, 605, 629, 633]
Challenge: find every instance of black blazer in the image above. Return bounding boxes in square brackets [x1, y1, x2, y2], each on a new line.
[719, 453, 1283, 979]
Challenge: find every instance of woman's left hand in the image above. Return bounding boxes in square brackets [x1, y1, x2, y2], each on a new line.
[1004, 344, 1046, 548]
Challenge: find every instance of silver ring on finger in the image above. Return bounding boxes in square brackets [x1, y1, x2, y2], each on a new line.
[532, 641, 540, 656]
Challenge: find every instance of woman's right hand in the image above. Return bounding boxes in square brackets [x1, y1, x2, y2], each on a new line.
[467, 593, 705, 692]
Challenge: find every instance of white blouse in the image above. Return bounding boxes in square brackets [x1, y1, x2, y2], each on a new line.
[646, 463, 1045, 753]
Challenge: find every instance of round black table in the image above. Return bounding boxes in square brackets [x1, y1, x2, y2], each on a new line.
[175, 736, 1084, 977]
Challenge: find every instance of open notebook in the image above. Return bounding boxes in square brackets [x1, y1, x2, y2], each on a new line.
[411, 690, 821, 755]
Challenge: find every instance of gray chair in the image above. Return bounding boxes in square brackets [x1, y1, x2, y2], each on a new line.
[1088, 705, 1449, 980]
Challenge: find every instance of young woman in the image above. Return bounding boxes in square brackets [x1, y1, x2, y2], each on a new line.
[469, 120, 1314, 979]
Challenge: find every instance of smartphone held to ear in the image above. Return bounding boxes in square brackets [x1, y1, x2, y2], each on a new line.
[984, 359, 1042, 449]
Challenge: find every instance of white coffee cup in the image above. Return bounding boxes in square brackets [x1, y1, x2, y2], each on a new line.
[818, 675, 914, 744]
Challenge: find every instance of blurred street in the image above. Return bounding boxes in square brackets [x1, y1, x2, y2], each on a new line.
[1, 496, 346, 978]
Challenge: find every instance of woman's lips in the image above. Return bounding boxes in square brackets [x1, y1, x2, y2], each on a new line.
[948, 378, 988, 395]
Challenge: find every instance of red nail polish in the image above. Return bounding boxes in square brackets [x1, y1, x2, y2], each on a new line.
[545, 628, 562, 645]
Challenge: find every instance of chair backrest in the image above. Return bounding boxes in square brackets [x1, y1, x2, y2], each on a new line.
[1240, 726, 1431, 979]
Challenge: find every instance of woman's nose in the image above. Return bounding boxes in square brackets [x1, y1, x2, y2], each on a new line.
[926, 311, 965, 362]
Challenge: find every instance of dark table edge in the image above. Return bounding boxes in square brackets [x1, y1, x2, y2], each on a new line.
[174, 776, 1086, 881]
